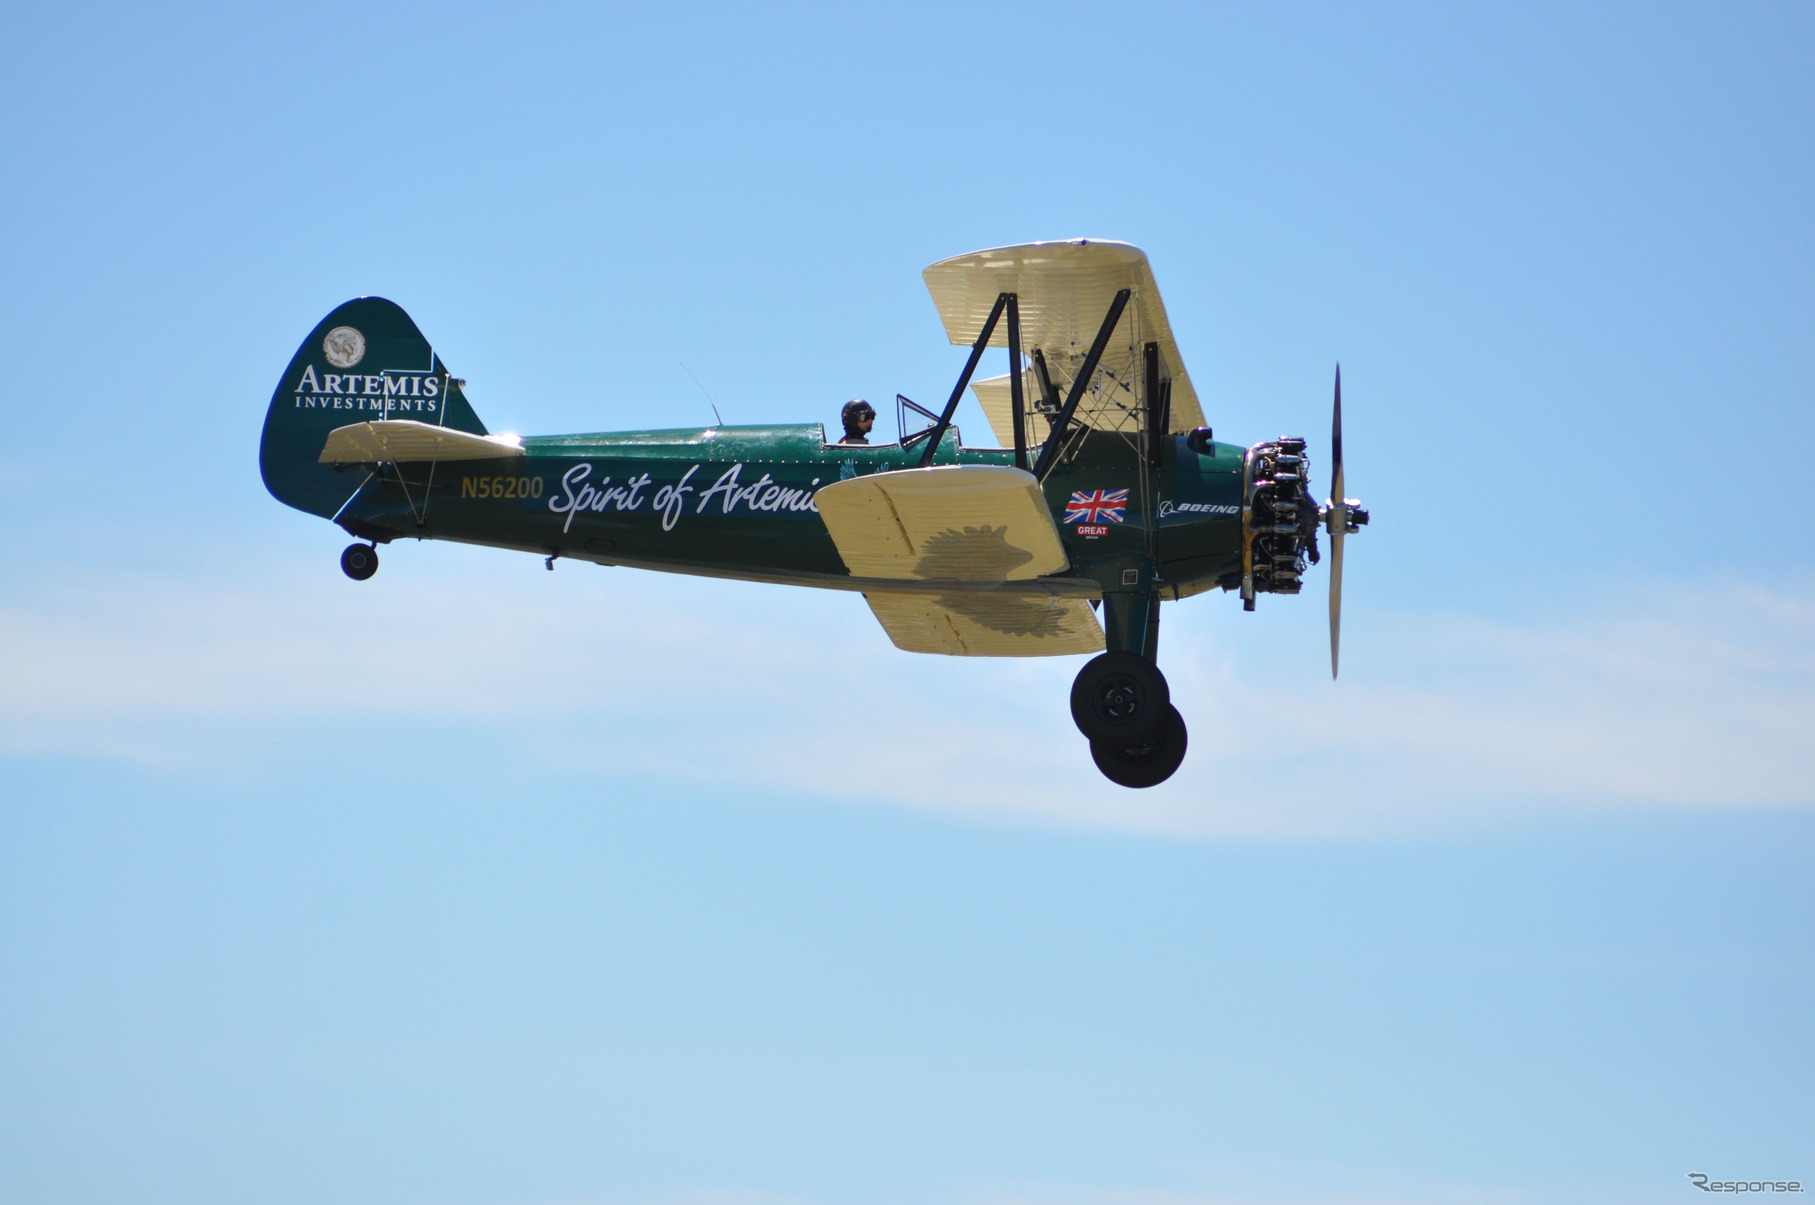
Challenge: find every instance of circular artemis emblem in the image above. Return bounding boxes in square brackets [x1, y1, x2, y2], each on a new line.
[322, 326, 367, 369]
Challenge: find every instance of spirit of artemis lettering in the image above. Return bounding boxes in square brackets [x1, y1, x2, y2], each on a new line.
[549, 462, 823, 533]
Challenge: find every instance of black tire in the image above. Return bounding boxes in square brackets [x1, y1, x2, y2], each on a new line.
[1070, 651, 1170, 745]
[340, 543, 379, 581]
[1090, 705, 1188, 789]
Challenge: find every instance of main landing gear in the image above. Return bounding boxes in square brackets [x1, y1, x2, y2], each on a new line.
[1089, 704, 1188, 788]
[1070, 652, 1169, 744]
[1071, 587, 1187, 788]
[340, 542, 379, 581]
[1072, 653, 1188, 788]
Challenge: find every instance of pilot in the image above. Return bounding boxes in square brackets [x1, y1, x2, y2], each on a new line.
[839, 399, 876, 444]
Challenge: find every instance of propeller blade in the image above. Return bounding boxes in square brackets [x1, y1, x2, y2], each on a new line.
[1329, 365, 1344, 680]
[1329, 524, 1344, 679]
[1331, 364, 1344, 494]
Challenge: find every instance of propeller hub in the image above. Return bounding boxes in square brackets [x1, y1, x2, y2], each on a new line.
[1323, 499, 1369, 534]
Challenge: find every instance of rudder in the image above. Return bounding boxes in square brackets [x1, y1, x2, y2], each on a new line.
[260, 297, 487, 521]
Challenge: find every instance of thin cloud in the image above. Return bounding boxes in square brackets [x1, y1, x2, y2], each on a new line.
[2, 557, 1809, 838]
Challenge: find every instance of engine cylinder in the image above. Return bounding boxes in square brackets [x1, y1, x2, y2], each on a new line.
[1241, 438, 1320, 606]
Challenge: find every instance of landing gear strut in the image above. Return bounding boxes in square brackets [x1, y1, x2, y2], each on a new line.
[340, 542, 379, 581]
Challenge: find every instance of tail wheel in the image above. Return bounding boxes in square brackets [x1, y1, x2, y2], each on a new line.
[1070, 651, 1170, 745]
[340, 543, 379, 581]
[1090, 705, 1188, 789]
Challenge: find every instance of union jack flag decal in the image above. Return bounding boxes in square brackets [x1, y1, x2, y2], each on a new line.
[1064, 488, 1128, 524]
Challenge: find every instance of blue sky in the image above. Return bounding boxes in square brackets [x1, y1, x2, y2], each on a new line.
[1, 2, 1811, 1203]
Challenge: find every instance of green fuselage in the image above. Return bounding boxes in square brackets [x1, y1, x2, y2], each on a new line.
[259, 297, 1248, 606]
[328, 423, 1247, 600]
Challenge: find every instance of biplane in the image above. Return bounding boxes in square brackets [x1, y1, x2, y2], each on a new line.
[259, 240, 1367, 787]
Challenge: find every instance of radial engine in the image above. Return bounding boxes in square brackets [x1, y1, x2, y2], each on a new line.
[1240, 437, 1368, 610]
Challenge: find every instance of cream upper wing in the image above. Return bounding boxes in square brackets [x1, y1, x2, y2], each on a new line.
[923, 240, 1206, 442]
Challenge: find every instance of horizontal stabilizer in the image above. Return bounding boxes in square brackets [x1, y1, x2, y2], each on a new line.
[319, 420, 523, 464]
[815, 465, 1068, 582]
[864, 592, 1104, 656]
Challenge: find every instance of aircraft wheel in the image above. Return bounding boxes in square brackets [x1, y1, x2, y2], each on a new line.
[1090, 705, 1188, 789]
[340, 543, 379, 581]
[1070, 651, 1170, 746]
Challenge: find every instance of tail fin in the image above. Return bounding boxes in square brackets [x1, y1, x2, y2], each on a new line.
[259, 297, 487, 520]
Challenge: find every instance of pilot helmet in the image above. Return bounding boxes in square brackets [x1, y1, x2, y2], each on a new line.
[841, 399, 876, 433]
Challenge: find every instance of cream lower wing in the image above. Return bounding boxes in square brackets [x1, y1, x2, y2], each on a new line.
[863, 591, 1103, 656]
[814, 465, 1104, 656]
